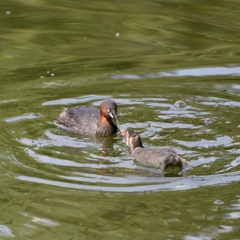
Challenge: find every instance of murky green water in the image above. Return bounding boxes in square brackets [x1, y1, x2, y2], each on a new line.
[1, 0, 240, 239]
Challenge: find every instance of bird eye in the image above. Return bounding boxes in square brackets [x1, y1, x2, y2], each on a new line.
[107, 108, 110, 112]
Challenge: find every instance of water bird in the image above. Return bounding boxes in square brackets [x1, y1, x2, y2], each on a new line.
[121, 129, 186, 171]
[56, 100, 119, 136]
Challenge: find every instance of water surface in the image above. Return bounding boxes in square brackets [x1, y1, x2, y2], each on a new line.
[1, 0, 240, 239]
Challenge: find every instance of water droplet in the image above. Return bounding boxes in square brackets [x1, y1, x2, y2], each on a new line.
[51, 73, 54, 77]
[173, 100, 187, 108]
[204, 118, 212, 125]
[40, 76, 44, 78]
[214, 199, 224, 205]
[116, 32, 120, 37]
[202, 164, 210, 168]
[6, 11, 11, 15]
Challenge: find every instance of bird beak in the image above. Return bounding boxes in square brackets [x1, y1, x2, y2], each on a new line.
[109, 111, 119, 124]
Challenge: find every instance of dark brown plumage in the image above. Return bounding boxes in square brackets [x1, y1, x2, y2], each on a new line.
[55, 100, 118, 136]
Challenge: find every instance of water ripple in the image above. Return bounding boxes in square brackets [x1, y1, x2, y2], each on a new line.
[16, 171, 240, 193]
[110, 66, 240, 80]
[3, 94, 240, 193]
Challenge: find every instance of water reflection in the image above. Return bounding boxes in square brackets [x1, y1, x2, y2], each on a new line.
[1, 0, 240, 238]
[1, 93, 237, 193]
[110, 66, 240, 80]
[15, 170, 240, 192]
[0, 225, 14, 238]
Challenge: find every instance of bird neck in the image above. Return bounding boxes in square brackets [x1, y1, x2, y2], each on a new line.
[100, 113, 111, 124]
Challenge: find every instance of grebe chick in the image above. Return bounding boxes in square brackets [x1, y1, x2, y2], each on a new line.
[121, 129, 186, 171]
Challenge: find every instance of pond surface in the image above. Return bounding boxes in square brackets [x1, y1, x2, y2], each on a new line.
[1, 0, 240, 239]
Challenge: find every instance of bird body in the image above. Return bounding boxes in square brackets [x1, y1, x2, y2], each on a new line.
[121, 129, 186, 171]
[56, 100, 118, 136]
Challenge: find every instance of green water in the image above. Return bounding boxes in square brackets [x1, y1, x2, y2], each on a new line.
[1, 0, 240, 239]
